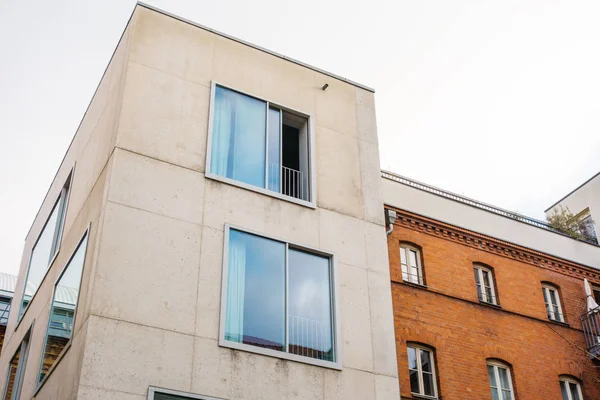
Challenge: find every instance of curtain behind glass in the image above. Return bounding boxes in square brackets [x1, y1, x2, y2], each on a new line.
[211, 86, 266, 188]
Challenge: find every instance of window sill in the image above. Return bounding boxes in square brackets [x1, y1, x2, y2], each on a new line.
[219, 338, 341, 370]
[478, 301, 501, 309]
[401, 280, 428, 290]
[411, 393, 438, 400]
[547, 319, 570, 328]
[205, 172, 316, 209]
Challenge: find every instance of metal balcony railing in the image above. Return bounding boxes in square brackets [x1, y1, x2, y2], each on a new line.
[289, 315, 332, 361]
[269, 163, 309, 201]
[581, 307, 600, 358]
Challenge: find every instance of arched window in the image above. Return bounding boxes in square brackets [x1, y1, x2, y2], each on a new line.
[473, 263, 498, 305]
[487, 360, 515, 400]
[559, 376, 583, 400]
[542, 283, 565, 322]
[400, 243, 423, 285]
[407, 343, 438, 398]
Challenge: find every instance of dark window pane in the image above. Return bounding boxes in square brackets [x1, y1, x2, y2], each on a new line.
[420, 349, 432, 373]
[409, 368, 420, 394]
[154, 392, 194, 400]
[288, 249, 333, 361]
[224, 230, 285, 352]
[560, 381, 569, 400]
[569, 382, 581, 400]
[423, 372, 435, 396]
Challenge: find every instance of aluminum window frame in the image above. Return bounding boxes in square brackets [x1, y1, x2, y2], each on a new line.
[407, 343, 438, 399]
[218, 224, 341, 370]
[18, 168, 74, 324]
[559, 376, 584, 400]
[148, 386, 225, 400]
[542, 284, 565, 322]
[34, 226, 90, 394]
[205, 81, 317, 208]
[2, 325, 33, 400]
[399, 243, 424, 285]
[487, 360, 516, 400]
[473, 264, 498, 305]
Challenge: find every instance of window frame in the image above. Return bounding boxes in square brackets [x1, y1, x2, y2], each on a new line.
[205, 81, 317, 209]
[407, 343, 438, 399]
[473, 263, 498, 305]
[487, 360, 516, 400]
[34, 227, 90, 394]
[399, 243, 424, 285]
[542, 283, 565, 323]
[18, 169, 74, 324]
[2, 326, 33, 400]
[218, 224, 341, 370]
[559, 376, 584, 400]
[148, 386, 225, 400]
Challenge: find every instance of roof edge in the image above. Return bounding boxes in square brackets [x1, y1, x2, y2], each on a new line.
[544, 169, 600, 213]
[136, 1, 375, 93]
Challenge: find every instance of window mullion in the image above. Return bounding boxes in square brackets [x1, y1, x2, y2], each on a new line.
[265, 101, 270, 189]
[478, 269, 485, 301]
[285, 242, 289, 353]
[279, 108, 283, 194]
[417, 350, 424, 395]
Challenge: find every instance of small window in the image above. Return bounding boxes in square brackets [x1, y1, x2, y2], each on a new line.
[407, 344, 438, 398]
[208, 84, 312, 203]
[400, 244, 423, 285]
[542, 284, 565, 322]
[2, 329, 31, 400]
[473, 264, 497, 305]
[148, 387, 224, 400]
[560, 376, 584, 400]
[487, 360, 515, 400]
[20, 172, 72, 319]
[38, 231, 88, 384]
[0, 297, 12, 326]
[221, 226, 338, 368]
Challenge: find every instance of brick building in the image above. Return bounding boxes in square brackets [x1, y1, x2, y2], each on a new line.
[382, 171, 600, 400]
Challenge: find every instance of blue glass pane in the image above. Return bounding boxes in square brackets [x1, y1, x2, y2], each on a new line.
[267, 107, 281, 192]
[210, 86, 266, 188]
[225, 230, 285, 351]
[288, 249, 333, 361]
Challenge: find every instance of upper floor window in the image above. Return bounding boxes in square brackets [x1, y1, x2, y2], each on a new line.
[220, 226, 338, 368]
[407, 344, 438, 398]
[574, 209, 597, 244]
[473, 264, 497, 305]
[542, 284, 564, 322]
[38, 230, 88, 384]
[560, 376, 583, 400]
[487, 360, 515, 400]
[20, 172, 72, 319]
[400, 244, 423, 285]
[208, 84, 313, 204]
[3, 329, 31, 400]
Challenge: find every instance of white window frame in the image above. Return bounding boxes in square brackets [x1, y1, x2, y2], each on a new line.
[542, 284, 565, 322]
[148, 386, 225, 400]
[218, 224, 341, 370]
[2, 327, 32, 400]
[18, 168, 74, 323]
[407, 344, 438, 398]
[205, 81, 317, 209]
[400, 244, 424, 285]
[474, 264, 497, 305]
[487, 360, 515, 400]
[559, 376, 584, 400]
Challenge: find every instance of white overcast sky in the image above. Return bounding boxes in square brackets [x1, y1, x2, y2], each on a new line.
[1, 0, 600, 276]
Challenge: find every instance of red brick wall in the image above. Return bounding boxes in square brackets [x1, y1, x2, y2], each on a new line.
[387, 208, 600, 400]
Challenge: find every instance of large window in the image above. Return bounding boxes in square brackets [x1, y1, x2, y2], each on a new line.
[38, 231, 88, 384]
[560, 376, 583, 400]
[542, 284, 564, 322]
[407, 344, 438, 398]
[474, 264, 497, 305]
[487, 360, 515, 400]
[20, 173, 72, 319]
[400, 244, 423, 285]
[2, 329, 31, 400]
[221, 226, 338, 368]
[208, 84, 312, 204]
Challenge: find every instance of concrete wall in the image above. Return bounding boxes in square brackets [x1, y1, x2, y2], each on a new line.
[72, 4, 398, 400]
[0, 13, 133, 400]
[382, 176, 600, 270]
[545, 172, 600, 239]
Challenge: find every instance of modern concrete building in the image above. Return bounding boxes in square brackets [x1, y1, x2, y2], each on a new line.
[546, 171, 600, 245]
[0, 4, 398, 399]
[382, 171, 600, 400]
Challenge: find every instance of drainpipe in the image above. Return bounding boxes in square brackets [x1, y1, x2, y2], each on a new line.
[385, 209, 397, 236]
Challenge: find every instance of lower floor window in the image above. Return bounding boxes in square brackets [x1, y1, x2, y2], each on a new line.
[3, 330, 31, 400]
[149, 387, 224, 400]
[222, 227, 337, 365]
[487, 361, 515, 400]
[407, 344, 438, 398]
[560, 377, 583, 400]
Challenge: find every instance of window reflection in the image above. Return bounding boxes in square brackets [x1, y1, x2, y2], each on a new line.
[39, 232, 88, 383]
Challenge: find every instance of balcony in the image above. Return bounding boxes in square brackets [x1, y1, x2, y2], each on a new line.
[581, 306, 600, 358]
[268, 163, 309, 202]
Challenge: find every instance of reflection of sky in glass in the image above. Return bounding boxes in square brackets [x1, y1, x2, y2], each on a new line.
[54, 233, 88, 308]
[288, 249, 333, 359]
